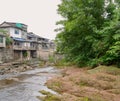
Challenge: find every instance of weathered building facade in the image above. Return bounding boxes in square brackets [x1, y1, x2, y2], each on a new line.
[0, 32, 13, 63]
[0, 21, 55, 62]
[0, 33, 6, 48]
[0, 22, 37, 60]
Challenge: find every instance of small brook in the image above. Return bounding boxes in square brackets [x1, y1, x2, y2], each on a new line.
[0, 67, 60, 101]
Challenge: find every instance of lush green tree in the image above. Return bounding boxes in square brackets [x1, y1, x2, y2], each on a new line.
[0, 29, 13, 46]
[101, 1, 120, 67]
[56, 0, 120, 67]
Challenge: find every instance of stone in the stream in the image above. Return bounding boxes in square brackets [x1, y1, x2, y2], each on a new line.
[7, 78, 19, 82]
[24, 66, 32, 70]
[12, 62, 22, 65]
[0, 61, 3, 64]
[0, 71, 4, 75]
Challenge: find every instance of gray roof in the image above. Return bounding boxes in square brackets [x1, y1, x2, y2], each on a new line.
[28, 32, 49, 40]
[0, 21, 27, 32]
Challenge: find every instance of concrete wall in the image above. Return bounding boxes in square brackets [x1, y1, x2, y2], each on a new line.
[14, 50, 31, 61]
[21, 30, 27, 39]
[0, 27, 27, 40]
[0, 47, 55, 63]
[13, 50, 21, 60]
[37, 49, 54, 61]
[9, 28, 22, 38]
[0, 48, 14, 63]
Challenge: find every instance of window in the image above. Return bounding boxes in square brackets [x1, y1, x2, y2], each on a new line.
[15, 29, 19, 34]
[0, 36, 3, 43]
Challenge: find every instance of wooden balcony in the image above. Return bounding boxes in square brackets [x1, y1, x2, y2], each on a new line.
[30, 46, 37, 50]
[38, 40, 49, 44]
[13, 45, 37, 50]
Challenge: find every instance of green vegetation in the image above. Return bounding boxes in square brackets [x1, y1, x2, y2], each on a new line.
[48, 55, 55, 63]
[0, 29, 13, 46]
[80, 97, 92, 101]
[23, 51, 28, 57]
[88, 65, 120, 75]
[48, 55, 73, 67]
[37, 90, 61, 101]
[56, 0, 120, 67]
[54, 58, 73, 67]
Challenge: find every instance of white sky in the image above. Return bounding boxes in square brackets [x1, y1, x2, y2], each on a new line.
[0, 0, 62, 39]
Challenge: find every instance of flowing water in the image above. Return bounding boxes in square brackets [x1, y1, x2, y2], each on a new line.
[0, 67, 60, 101]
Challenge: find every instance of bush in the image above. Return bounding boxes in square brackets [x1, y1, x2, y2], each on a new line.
[23, 51, 28, 57]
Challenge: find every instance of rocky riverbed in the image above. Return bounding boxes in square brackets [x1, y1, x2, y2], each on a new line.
[0, 59, 61, 101]
[0, 59, 45, 75]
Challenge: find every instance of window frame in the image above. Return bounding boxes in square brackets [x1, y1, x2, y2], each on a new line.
[15, 29, 19, 34]
[0, 36, 3, 43]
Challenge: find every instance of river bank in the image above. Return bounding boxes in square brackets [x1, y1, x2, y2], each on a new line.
[1, 59, 120, 101]
[0, 59, 39, 75]
[44, 65, 120, 101]
[0, 59, 53, 75]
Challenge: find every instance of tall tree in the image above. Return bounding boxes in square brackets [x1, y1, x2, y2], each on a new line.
[100, 0, 120, 66]
[56, 0, 119, 67]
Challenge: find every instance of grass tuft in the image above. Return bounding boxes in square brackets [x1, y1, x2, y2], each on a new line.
[38, 90, 61, 101]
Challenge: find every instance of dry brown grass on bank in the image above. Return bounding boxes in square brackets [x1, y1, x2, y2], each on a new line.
[46, 66, 120, 101]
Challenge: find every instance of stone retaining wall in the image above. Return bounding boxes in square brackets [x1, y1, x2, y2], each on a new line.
[0, 48, 14, 63]
[0, 48, 55, 63]
[37, 49, 54, 61]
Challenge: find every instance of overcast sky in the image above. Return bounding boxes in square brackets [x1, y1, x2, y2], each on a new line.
[0, 0, 62, 39]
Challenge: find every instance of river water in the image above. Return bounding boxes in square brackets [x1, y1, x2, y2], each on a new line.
[0, 67, 60, 101]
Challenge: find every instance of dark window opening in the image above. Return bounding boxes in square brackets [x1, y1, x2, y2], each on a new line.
[0, 36, 3, 43]
[15, 29, 19, 34]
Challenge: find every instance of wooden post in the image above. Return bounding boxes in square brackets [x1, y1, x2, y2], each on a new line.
[20, 50, 23, 61]
[27, 50, 31, 60]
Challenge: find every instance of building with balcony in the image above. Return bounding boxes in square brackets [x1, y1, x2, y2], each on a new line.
[0, 21, 27, 39]
[0, 22, 37, 60]
[0, 21, 55, 61]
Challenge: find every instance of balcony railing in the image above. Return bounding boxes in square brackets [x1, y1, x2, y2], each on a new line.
[37, 40, 49, 43]
[13, 45, 37, 50]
